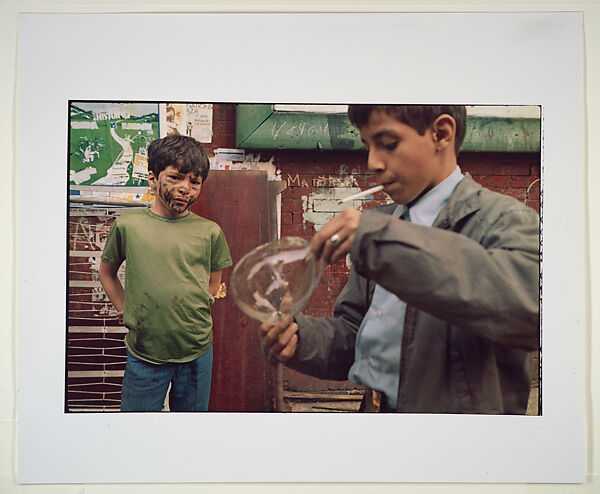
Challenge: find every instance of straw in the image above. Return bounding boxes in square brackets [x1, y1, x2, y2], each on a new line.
[337, 185, 384, 204]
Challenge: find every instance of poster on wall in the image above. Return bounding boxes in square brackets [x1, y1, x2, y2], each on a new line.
[69, 102, 159, 187]
[160, 102, 213, 141]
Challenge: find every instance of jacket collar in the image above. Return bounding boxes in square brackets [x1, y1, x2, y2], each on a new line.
[433, 173, 482, 229]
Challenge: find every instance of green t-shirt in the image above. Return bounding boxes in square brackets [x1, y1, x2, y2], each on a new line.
[101, 209, 232, 364]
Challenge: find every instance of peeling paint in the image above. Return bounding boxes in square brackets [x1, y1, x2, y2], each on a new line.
[210, 153, 282, 181]
[301, 195, 309, 212]
[301, 187, 374, 231]
[312, 198, 344, 212]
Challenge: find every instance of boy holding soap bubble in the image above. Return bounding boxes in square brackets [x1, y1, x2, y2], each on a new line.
[99, 135, 232, 412]
[260, 105, 540, 414]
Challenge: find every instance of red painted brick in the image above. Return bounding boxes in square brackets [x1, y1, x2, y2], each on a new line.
[497, 163, 530, 176]
[493, 188, 526, 201]
[281, 198, 304, 213]
[303, 308, 334, 318]
[281, 188, 294, 200]
[461, 162, 494, 175]
[290, 185, 313, 199]
[280, 212, 293, 225]
[282, 224, 311, 237]
[328, 270, 350, 285]
[212, 118, 235, 135]
[291, 212, 305, 225]
[470, 175, 490, 188]
[488, 175, 513, 188]
[509, 176, 534, 188]
[327, 288, 345, 303]
[212, 103, 236, 120]
[330, 259, 351, 273]
[526, 187, 541, 199]
[211, 135, 236, 148]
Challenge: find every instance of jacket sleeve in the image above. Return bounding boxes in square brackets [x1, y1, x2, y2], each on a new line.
[283, 267, 371, 380]
[350, 203, 540, 351]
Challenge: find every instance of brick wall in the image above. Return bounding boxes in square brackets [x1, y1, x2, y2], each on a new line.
[203, 104, 237, 153]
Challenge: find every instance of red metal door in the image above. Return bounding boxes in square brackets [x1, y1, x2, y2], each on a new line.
[191, 170, 276, 411]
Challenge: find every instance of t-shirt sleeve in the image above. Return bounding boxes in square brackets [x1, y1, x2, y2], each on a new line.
[100, 219, 125, 266]
[211, 227, 233, 272]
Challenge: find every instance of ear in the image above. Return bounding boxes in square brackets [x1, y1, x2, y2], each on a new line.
[147, 170, 157, 190]
[431, 114, 456, 153]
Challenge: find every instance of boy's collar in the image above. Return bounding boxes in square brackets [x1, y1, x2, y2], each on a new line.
[433, 174, 483, 228]
[146, 208, 193, 221]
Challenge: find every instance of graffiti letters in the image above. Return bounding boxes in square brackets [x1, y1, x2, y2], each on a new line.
[286, 174, 308, 187]
[272, 121, 329, 142]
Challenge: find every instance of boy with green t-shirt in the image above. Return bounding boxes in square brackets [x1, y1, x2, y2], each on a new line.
[99, 135, 232, 412]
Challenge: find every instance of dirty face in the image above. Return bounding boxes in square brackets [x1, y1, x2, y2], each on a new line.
[359, 110, 449, 205]
[148, 165, 202, 217]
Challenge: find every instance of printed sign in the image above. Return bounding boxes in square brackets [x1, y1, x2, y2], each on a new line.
[161, 103, 213, 142]
[69, 102, 159, 186]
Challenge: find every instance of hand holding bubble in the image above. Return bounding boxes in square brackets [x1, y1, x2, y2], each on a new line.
[231, 186, 377, 324]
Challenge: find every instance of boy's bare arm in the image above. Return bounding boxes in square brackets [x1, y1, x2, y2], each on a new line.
[209, 269, 223, 297]
[99, 261, 125, 317]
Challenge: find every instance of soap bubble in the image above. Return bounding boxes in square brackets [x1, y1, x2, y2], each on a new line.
[230, 237, 322, 325]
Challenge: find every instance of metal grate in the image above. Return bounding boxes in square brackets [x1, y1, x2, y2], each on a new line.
[67, 209, 128, 412]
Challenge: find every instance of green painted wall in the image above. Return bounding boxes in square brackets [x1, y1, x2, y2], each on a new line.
[237, 104, 540, 152]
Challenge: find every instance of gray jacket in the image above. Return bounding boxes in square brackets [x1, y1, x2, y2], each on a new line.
[289, 174, 540, 414]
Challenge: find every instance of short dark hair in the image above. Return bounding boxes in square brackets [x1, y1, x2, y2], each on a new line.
[147, 135, 210, 181]
[347, 105, 467, 154]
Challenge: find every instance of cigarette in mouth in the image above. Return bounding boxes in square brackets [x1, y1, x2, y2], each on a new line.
[337, 185, 384, 204]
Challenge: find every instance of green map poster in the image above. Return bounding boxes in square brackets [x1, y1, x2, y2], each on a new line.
[69, 102, 159, 186]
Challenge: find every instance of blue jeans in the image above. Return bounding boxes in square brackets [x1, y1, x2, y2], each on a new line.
[120, 347, 213, 412]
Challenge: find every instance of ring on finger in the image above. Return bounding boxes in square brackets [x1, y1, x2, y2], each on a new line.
[329, 233, 342, 248]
